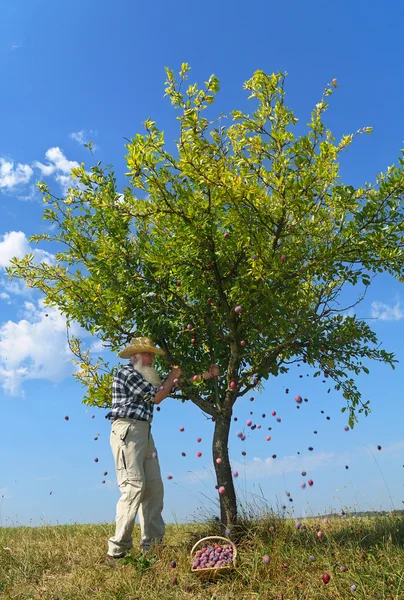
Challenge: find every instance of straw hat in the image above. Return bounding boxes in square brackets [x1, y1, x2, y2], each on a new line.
[119, 336, 165, 359]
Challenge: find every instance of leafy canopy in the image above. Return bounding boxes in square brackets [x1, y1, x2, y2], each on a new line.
[6, 65, 404, 427]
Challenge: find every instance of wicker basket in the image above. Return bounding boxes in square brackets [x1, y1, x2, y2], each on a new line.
[190, 536, 237, 579]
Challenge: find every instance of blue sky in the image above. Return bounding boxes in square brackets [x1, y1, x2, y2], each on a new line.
[0, 0, 403, 528]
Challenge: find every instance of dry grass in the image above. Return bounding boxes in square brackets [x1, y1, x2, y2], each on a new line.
[0, 508, 403, 599]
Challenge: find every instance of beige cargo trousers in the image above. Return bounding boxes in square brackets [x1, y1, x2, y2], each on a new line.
[107, 417, 165, 557]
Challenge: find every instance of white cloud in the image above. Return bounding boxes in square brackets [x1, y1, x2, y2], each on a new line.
[371, 299, 404, 321]
[0, 279, 33, 301]
[0, 231, 107, 394]
[0, 230, 54, 302]
[0, 231, 54, 269]
[0, 291, 108, 396]
[55, 174, 71, 194]
[33, 147, 80, 194]
[0, 158, 33, 191]
[69, 130, 97, 150]
[90, 339, 107, 353]
[0, 298, 89, 396]
[17, 184, 38, 202]
[181, 440, 404, 485]
[70, 131, 87, 144]
[33, 147, 79, 178]
[240, 451, 337, 478]
[181, 451, 338, 484]
[2, 145, 87, 199]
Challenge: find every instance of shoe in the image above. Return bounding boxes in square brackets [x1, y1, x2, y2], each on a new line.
[103, 553, 126, 567]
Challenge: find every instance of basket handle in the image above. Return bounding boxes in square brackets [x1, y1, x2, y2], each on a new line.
[190, 536, 237, 561]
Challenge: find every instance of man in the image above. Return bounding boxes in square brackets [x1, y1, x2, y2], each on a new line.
[104, 336, 219, 565]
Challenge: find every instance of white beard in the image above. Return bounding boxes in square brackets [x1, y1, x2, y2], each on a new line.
[132, 356, 162, 387]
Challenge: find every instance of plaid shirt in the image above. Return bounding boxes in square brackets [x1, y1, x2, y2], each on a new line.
[105, 362, 178, 423]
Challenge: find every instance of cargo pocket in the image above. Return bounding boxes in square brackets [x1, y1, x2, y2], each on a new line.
[113, 420, 147, 483]
[117, 445, 128, 485]
[121, 448, 127, 470]
[111, 421, 131, 485]
[145, 433, 162, 481]
[112, 420, 131, 443]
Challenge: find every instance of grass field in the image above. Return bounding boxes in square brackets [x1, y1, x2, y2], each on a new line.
[0, 508, 403, 599]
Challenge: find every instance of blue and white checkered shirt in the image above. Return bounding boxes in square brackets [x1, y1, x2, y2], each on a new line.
[105, 362, 178, 423]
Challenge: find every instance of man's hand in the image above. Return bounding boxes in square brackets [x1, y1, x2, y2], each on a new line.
[167, 365, 182, 384]
[167, 364, 219, 387]
[170, 366, 183, 380]
[155, 366, 184, 405]
[203, 364, 220, 380]
[210, 364, 220, 378]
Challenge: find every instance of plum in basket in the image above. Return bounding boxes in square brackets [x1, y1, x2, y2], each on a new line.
[192, 543, 234, 570]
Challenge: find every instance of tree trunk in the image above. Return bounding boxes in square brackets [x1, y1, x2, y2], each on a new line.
[212, 413, 237, 530]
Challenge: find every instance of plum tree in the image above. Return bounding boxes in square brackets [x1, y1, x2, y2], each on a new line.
[6, 64, 404, 532]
